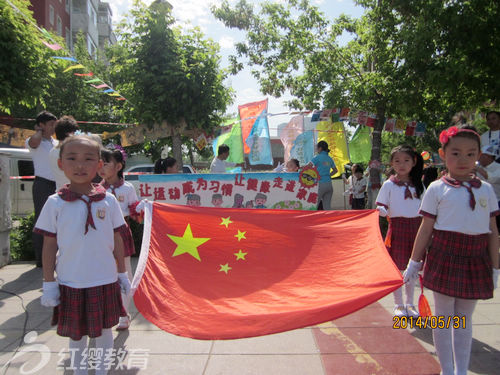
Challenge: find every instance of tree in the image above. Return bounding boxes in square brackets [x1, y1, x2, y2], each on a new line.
[213, 0, 500, 184]
[0, 0, 53, 113]
[109, 0, 233, 163]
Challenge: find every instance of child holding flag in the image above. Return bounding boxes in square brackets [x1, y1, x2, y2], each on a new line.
[35, 135, 130, 374]
[376, 145, 424, 318]
[404, 125, 499, 375]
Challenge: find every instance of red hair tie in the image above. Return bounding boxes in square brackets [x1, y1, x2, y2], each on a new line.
[439, 126, 479, 146]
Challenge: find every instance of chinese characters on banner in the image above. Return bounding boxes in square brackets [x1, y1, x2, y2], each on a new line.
[138, 173, 319, 210]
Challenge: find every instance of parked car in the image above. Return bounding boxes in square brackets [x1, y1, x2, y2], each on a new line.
[0, 148, 34, 216]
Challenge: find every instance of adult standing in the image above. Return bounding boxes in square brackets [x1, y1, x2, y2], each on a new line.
[311, 141, 337, 210]
[480, 110, 500, 161]
[25, 110, 58, 267]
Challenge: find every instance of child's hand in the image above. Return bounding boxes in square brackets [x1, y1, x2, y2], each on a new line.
[376, 205, 388, 217]
[118, 272, 131, 295]
[41, 281, 60, 307]
[403, 259, 422, 283]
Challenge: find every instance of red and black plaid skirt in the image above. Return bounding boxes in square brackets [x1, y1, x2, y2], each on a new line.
[120, 222, 136, 257]
[423, 230, 493, 299]
[52, 282, 126, 340]
[385, 216, 422, 270]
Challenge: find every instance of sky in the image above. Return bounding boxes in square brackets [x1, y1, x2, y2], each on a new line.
[109, 0, 364, 134]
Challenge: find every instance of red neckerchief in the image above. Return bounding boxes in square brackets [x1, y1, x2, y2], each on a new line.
[101, 178, 124, 197]
[390, 175, 413, 200]
[441, 175, 482, 210]
[58, 184, 107, 234]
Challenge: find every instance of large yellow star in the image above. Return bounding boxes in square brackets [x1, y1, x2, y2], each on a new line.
[219, 263, 232, 274]
[234, 230, 247, 241]
[220, 217, 233, 228]
[167, 224, 210, 261]
[234, 250, 247, 260]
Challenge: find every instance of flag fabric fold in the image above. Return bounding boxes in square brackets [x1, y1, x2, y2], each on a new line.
[238, 99, 268, 154]
[349, 125, 372, 163]
[280, 115, 304, 165]
[246, 112, 273, 165]
[212, 118, 244, 164]
[132, 202, 403, 340]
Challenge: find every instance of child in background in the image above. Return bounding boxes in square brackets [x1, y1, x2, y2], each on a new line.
[36, 135, 130, 375]
[344, 164, 367, 209]
[404, 125, 499, 375]
[99, 147, 140, 331]
[376, 145, 424, 318]
[49, 115, 79, 190]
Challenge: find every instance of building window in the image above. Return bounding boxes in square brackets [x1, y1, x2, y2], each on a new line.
[49, 5, 54, 25]
[65, 0, 70, 13]
[87, 34, 97, 56]
[88, 1, 97, 25]
[57, 16, 62, 36]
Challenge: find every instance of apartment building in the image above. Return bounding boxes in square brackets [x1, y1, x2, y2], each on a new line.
[30, 0, 116, 55]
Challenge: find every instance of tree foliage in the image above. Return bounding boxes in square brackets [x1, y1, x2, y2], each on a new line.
[0, 0, 53, 113]
[109, 0, 233, 161]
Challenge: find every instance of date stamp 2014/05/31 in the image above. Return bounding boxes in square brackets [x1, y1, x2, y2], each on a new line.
[393, 315, 466, 329]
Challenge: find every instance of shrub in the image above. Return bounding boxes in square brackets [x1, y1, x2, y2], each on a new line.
[10, 213, 35, 261]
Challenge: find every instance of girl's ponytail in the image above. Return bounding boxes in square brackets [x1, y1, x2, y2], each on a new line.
[409, 151, 424, 199]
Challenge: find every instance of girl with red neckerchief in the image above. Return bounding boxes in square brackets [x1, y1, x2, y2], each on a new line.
[404, 125, 500, 375]
[376, 145, 425, 319]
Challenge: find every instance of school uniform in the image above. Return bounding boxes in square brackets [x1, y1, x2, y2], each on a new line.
[420, 176, 500, 299]
[101, 179, 139, 257]
[33, 184, 127, 340]
[347, 175, 367, 209]
[376, 176, 423, 269]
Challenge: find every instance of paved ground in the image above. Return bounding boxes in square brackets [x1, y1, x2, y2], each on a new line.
[0, 260, 499, 374]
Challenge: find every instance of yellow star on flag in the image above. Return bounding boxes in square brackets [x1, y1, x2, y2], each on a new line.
[219, 263, 232, 274]
[235, 230, 246, 241]
[220, 217, 233, 228]
[167, 224, 210, 261]
[234, 250, 247, 260]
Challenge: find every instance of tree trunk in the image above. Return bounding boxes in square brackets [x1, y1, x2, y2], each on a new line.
[368, 100, 386, 190]
[172, 133, 182, 166]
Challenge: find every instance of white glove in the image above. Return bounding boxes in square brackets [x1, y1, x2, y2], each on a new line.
[376, 205, 388, 217]
[41, 281, 60, 307]
[403, 259, 422, 283]
[493, 268, 499, 290]
[273, 162, 285, 173]
[135, 199, 149, 213]
[118, 272, 131, 295]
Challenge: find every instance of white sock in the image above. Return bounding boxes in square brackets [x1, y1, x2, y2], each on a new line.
[393, 286, 404, 306]
[94, 328, 114, 375]
[433, 292, 455, 375]
[69, 336, 88, 375]
[405, 276, 416, 306]
[453, 297, 476, 375]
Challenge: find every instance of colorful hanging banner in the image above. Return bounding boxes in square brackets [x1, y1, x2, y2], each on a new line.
[212, 119, 244, 164]
[238, 99, 268, 154]
[290, 130, 314, 166]
[405, 121, 417, 136]
[384, 118, 395, 132]
[395, 119, 406, 133]
[415, 122, 427, 137]
[42, 41, 62, 50]
[246, 112, 273, 165]
[63, 64, 85, 73]
[132, 202, 402, 339]
[74, 72, 93, 77]
[51, 56, 77, 62]
[349, 125, 372, 163]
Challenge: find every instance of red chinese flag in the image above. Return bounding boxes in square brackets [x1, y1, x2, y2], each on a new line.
[133, 202, 402, 340]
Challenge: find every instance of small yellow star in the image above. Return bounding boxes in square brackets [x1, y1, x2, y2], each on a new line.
[219, 263, 232, 274]
[220, 217, 233, 228]
[234, 250, 247, 260]
[234, 230, 246, 241]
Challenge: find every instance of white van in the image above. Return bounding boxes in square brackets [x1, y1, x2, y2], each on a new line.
[0, 148, 34, 216]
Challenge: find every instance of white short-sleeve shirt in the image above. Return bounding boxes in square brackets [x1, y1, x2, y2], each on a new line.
[34, 192, 126, 288]
[25, 137, 58, 181]
[420, 178, 499, 235]
[376, 178, 423, 218]
[210, 157, 235, 173]
[48, 147, 69, 190]
[103, 181, 138, 217]
[348, 176, 368, 199]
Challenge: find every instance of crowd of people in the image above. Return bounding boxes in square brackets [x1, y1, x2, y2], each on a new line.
[24, 110, 500, 375]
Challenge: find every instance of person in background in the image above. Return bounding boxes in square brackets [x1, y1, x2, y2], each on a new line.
[210, 144, 241, 173]
[274, 158, 300, 172]
[404, 125, 499, 375]
[344, 164, 367, 209]
[480, 110, 500, 161]
[311, 141, 337, 210]
[476, 144, 500, 231]
[49, 116, 79, 190]
[25, 110, 58, 267]
[154, 157, 179, 174]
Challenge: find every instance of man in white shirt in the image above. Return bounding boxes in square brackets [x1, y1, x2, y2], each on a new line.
[25, 110, 58, 267]
[210, 144, 241, 173]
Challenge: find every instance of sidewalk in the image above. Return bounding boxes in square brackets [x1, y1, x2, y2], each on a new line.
[0, 260, 498, 374]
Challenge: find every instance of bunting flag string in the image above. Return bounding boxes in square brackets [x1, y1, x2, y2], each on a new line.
[74, 72, 94, 77]
[62, 64, 85, 73]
